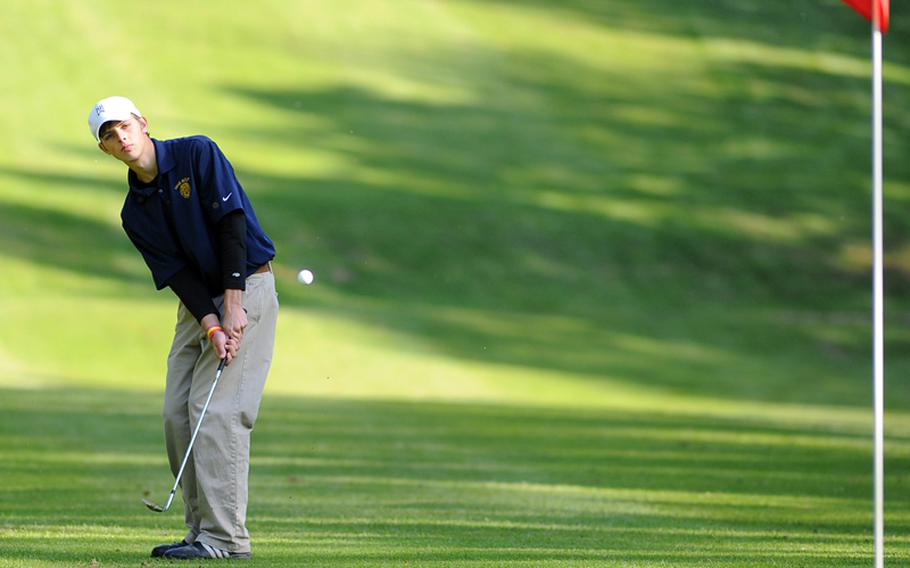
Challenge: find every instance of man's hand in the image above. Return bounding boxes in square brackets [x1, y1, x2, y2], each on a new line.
[210, 328, 238, 364]
[222, 289, 247, 345]
[201, 314, 239, 364]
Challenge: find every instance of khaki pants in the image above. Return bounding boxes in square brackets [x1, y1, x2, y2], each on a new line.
[163, 270, 278, 554]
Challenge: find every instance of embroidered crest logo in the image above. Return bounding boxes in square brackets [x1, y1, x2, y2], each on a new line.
[175, 177, 192, 199]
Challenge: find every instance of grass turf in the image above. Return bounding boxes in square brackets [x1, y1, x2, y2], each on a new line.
[1, 0, 910, 565]
[2, 387, 907, 567]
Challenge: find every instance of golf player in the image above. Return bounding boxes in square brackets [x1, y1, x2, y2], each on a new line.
[89, 96, 278, 560]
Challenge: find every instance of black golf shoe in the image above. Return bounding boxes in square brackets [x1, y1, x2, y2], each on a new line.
[163, 541, 252, 560]
[150, 539, 189, 557]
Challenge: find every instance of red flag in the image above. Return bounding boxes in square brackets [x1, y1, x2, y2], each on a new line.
[842, 0, 890, 33]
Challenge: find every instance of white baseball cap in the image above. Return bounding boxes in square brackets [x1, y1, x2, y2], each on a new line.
[88, 96, 143, 141]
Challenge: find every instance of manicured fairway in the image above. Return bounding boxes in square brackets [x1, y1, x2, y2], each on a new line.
[1, 0, 909, 566]
[2, 386, 909, 567]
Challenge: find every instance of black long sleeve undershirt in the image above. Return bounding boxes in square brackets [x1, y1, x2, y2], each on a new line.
[219, 210, 247, 291]
[167, 267, 218, 322]
[166, 211, 247, 323]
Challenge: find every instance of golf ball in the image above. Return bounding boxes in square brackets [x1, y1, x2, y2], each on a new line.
[297, 269, 315, 285]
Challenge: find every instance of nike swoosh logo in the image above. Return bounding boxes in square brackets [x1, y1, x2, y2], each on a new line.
[222, 193, 232, 202]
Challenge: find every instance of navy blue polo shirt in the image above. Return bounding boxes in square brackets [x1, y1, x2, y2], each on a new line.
[121, 136, 275, 295]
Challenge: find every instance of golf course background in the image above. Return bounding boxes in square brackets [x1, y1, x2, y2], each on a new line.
[1, 0, 909, 565]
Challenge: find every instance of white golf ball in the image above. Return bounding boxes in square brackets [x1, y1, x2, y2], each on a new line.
[297, 269, 315, 285]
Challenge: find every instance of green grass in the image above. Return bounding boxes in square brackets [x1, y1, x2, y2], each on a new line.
[3, 388, 909, 567]
[1, 0, 910, 565]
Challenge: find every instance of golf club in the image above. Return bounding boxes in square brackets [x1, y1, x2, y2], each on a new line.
[143, 357, 227, 513]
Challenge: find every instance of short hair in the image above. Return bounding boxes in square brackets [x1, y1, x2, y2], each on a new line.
[98, 120, 120, 140]
[98, 114, 143, 140]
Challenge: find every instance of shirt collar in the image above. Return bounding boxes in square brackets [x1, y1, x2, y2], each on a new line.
[127, 138, 175, 196]
[153, 138, 176, 174]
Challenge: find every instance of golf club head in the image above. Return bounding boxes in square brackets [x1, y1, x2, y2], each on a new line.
[142, 498, 165, 513]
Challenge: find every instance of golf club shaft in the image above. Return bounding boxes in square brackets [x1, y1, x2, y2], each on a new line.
[160, 357, 227, 512]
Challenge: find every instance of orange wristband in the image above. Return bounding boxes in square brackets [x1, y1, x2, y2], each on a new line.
[206, 325, 223, 340]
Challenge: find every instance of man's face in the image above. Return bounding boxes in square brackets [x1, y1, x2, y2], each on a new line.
[97, 115, 149, 162]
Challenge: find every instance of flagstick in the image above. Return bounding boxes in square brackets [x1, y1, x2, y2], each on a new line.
[871, 11, 885, 568]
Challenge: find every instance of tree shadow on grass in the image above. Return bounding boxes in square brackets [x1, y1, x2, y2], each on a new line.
[0, 384, 904, 566]
[479, 0, 900, 60]
[218, 42, 910, 407]
[4, 3, 910, 415]
[0, 198, 151, 291]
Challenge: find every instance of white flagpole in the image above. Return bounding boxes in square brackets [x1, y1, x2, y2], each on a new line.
[871, 3, 885, 567]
